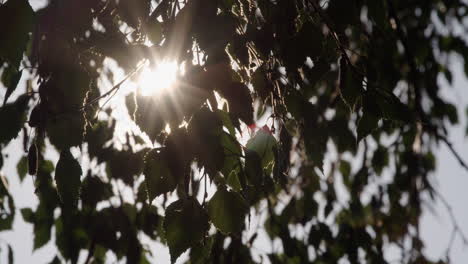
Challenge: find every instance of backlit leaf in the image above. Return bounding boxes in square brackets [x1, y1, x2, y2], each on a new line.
[246, 128, 277, 170]
[0, 0, 34, 67]
[164, 198, 209, 263]
[55, 150, 82, 209]
[143, 149, 177, 202]
[208, 188, 248, 234]
[0, 95, 29, 145]
[16, 156, 28, 182]
[1, 66, 22, 105]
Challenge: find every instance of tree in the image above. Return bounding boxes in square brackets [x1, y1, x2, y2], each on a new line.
[1, 0, 468, 263]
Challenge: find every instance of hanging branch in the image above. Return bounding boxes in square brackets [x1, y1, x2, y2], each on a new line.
[308, 0, 353, 67]
[435, 132, 468, 172]
[83, 61, 146, 109]
[433, 189, 468, 259]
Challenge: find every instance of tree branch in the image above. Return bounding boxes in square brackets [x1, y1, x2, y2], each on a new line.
[435, 132, 468, 172]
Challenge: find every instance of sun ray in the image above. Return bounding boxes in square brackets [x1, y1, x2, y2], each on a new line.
[138, 60, 178, 96]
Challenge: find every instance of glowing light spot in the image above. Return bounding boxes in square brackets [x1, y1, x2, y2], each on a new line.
[138, 61, 178, 96]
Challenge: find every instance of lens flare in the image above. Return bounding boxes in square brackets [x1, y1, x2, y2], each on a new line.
[138, 61, 178, 96]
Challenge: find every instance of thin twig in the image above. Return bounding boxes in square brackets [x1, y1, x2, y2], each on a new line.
[83, 239, 96, 264]
[83, 62, 145, 109]
[434, 188, 468, 247]
[435, 132, 468, 172]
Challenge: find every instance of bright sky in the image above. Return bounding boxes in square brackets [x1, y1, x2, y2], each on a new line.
[1, 1, 468, 263]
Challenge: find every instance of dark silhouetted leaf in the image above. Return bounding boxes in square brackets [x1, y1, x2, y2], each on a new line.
[0, 95, 29, 145]
[245, 149, 263, 187]
[16, 156, 27, 182]
[0, 0, 34, 67]
[164, 198, 209, 263]
[246, 127, 277, 170]
[357, 111, 379, 142]
[1, 66, 22, 105]
[20, 208, 34, 223]
[28, 143, 38, 175]
[143, 149, 177, 202]
[80, 174, 112, 209]
[46, 112, 85, 150]
[55, 150, 82, 209]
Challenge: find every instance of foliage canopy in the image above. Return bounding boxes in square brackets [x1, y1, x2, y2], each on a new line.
[1, 0, 468, 263]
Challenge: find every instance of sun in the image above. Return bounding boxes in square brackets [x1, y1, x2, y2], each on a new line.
[138, 60, 179, 96]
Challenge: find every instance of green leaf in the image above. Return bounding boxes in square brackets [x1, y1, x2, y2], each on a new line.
[137, 204, 160, 239]
[220, 132, 242, 189]
[245, 149, 263, 187]
[251, 66, 271, 99]
[219, 82, 254, 125]
[340, 160, 352, 187]
[55, 150, 82, 209]
[208, 188, 248, 234]
[217, 109, 236, 136]
[143, 149, 177, 202]
[16, 156, 28, 182]
[20, 208, 34, 223]
[372, 147, 389, 175]
[246, 128, 277, 169]
[190, 237, 214, 264]
[1, 66, 22, 105]
[46, 112, 85, 150]
[339, 57, 363, 112]
[163, 198, 209, 263]
[0, 95, 29, 145]
[33, 221, 51, 250]
[0, 0, 35, 67]
[357, 111, 379, 142]
[80, 174, 113, 208]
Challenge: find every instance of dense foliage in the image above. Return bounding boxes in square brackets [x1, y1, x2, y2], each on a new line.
[1, 0, 468, 263]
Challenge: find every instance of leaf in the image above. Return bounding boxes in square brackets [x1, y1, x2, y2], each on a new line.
[372, 147, 389, 175]
[46, 112, 85, 150]
[0, 0, 35, 67]
[33, 221, 51, 250]
[16, 156, 28, 182]
[1, 66, 22, 105]
[220, 132, 242, 185]
[340, 161, 352, 188]
[80, 174, 113, 208]
[251, 66, 272, 99]
[108, 149, 145, 185]
[188, 107, 225, 173]
[357, 111, 380, 142]
[20, 208, 34, 223]
[190, 237, 214, 264]
[339, 57, 363, 111]
[245, 149, 263, 187]
[246, 127, 277, 170]
[137, 204, 160, 239]
[219, 82, 254, 125]
[0, 95, 29, 145]
[143, 149, 177, 202]
[217, 109, 236, 136]
[163, 198, 209, 263]
[55, 150, 82, 209]
[207, 188, 248, 234]
[28, 143, 38, 175]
